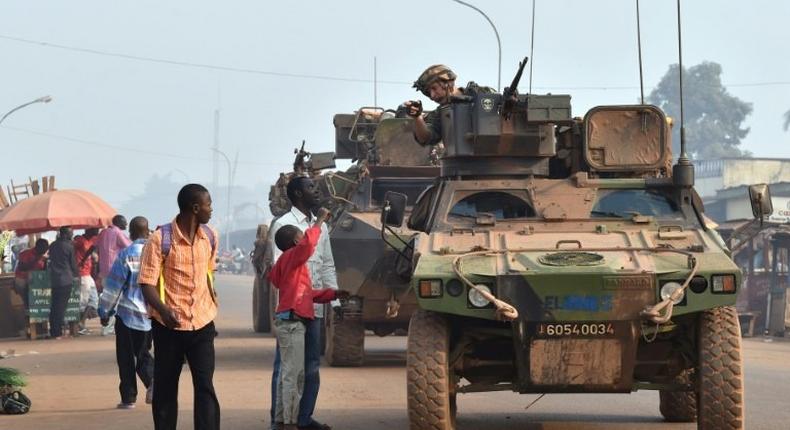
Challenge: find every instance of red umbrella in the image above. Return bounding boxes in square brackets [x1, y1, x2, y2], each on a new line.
[0, 189, 117, 235]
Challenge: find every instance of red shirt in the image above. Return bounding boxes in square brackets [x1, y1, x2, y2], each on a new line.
[268, 225, 337, 320]
[15, 248, 47, 280]
[73, 235, 96, 277]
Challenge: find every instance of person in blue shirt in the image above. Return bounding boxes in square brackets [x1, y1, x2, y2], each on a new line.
[98, 216, 154, 410]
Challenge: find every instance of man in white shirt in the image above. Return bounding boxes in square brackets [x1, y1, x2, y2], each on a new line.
[269, 176, 339, 430]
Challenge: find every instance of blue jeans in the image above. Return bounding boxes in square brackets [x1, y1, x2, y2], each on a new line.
[270, 317, 322, 428]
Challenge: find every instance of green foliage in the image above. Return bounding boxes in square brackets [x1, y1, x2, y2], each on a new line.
[648, 62, 753, 159]
[118, 173, 184, 228]
[0, 368, 27, 387]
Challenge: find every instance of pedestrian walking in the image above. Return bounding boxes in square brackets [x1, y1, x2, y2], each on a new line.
[138, 184, 220, 430]
[98, 216, 154, 410]
[96, 215, 132, 335]
[269, 176, 340, 430]
[74, 228, 99, 334]
[269, 207, 349, 430]
[47, 227, 78, 339]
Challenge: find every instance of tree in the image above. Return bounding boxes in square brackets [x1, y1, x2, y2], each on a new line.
[648, 62, 752, 159]
[118, 173, 183, 228]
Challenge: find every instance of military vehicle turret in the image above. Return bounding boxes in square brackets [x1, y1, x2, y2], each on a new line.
[379, 58, 766, 429]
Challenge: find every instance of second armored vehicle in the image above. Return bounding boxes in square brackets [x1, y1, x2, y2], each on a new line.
[252, 108, 439, 366]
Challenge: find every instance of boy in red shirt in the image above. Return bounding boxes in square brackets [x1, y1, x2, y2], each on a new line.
[268, 208, 348, 430]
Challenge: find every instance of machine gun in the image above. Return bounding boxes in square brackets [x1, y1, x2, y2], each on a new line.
[293, 140, 336, 176]
[501, 56, 529, 120]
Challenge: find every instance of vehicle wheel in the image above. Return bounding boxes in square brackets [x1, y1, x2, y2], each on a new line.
[697, 306, 744, 430]
[325, 308, 364, 366]
[407, 310, 456, 430]
[252, 276, 271, 333]
[659, 369, 697, 422]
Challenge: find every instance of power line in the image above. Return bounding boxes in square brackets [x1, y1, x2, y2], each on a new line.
[1, 125, 281, 166]
[0, 34, 411, 85]
[2, 34, 789, 90]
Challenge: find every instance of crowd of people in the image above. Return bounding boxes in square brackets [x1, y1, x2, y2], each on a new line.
[4, 63, 463, 430]
[7, 181, 346, 430]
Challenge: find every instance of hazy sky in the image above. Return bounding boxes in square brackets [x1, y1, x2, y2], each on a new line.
[2, 0, 789, 219]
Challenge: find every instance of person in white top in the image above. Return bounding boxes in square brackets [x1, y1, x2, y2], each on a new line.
[268, 176, 339, 430]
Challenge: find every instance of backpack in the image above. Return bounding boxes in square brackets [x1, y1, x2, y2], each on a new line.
[156, 223, 217, 304]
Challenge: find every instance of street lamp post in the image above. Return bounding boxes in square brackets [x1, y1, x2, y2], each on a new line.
[0, 95, 53, 126]
[211, 148, 232, 251]
[450, 0, 502, 91]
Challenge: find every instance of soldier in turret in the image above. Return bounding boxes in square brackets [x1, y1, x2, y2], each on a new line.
[403, 64, 494, 146]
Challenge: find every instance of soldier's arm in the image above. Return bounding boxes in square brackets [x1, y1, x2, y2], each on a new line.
[413, 115, 433, 145]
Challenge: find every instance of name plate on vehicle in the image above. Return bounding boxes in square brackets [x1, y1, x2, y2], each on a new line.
[534, 322, 616, 338]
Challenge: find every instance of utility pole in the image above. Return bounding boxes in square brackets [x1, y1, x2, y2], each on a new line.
[212, 148, 233, 251]
[212, 109, 220, 192]
[450, 0, 501, 91]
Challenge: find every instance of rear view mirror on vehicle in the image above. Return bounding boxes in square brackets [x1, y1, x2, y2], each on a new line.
[381, 191, 408, 227]
[748, 183, 773, 219]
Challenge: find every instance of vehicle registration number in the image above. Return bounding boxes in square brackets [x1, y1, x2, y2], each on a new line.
[536, 322, 615, 338]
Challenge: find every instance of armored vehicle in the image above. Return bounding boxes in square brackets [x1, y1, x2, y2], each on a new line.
[379, 61, 766, 429]
[252, 108, 439, 366]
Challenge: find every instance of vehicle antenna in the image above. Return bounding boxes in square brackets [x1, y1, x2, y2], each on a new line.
[524, 393, 546, 411]
[672, 0, 694, 186]
[635, 0, 645, 104]
[528, 0, 536, 94]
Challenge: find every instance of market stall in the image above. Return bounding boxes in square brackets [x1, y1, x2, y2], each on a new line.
[0, 189, 115, 339]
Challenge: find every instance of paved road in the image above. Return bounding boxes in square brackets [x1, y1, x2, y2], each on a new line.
[1, 274, 788, 429]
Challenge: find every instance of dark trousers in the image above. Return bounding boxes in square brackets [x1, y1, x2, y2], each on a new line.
[152, 320, 220, 430]
[115, 316, 154, 404]
[49, 284, 72, 337]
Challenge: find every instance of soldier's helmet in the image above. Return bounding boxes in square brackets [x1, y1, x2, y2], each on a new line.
[413, 64, 457, 97]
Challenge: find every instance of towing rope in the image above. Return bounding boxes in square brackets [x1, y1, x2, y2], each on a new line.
[452, 251, 519, 321]
[639, 253, 699, 325]
[449, 246, 701, 325]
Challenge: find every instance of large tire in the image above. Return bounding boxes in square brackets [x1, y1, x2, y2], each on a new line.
[325, 308, 365, 366]
[407, 310, 456, 430]
[697, 306, 744, 430]
[659, 369, 697, 422]
[252, 276, 271, 333]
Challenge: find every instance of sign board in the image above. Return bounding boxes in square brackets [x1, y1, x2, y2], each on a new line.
[768, 197, 790, 223]
[27, 271, 80, 324]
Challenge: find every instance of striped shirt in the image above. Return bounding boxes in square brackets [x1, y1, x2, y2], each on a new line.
[98, 239, 150, 331]
[138, 219, 219, 331]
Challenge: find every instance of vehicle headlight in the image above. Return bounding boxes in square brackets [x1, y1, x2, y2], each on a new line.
[445, 279, 464, 297]
[468, 284, 492, 308]
[660, 281, 685, 304]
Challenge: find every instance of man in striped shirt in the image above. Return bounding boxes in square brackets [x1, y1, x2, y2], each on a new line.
[139, 184, 220, 430]
[98, 216, 153, 409]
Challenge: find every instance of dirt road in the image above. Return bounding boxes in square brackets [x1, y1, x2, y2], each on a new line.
[1, 274, 788, 429]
